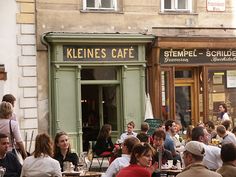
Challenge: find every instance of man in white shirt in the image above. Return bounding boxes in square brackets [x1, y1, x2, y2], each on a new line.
[216, 125, 236, 145]
[192, 126, 222, 170]
[102, 137, 140, 177]
[119, 121, 137, 143]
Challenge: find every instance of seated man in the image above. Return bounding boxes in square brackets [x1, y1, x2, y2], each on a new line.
[216, 125, 236, 145]
[0, 133, 22, 177]
[102, 137, 140, 177]
[152, 129, 173, 177]
[119, 121, 137, 143]
[176, 141, 222, 177]
[192, 126, 222, 170]
[217, 143, 236, 177]
[164, 120, 181, 164]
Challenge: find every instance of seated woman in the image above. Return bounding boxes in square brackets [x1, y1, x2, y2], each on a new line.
[94, 124, 114, 156]
[116, 143, 158, 177]
[21, 133, 61, 177]
[53, 132, 79, 171]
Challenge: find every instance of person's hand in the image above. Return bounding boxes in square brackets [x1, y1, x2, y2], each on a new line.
[147, 162, 158, 174]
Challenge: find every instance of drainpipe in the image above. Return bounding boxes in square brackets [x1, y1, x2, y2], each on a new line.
[41, 32, 53, 135]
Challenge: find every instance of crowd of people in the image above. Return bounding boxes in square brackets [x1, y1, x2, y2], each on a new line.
[1, 94, 236, 177]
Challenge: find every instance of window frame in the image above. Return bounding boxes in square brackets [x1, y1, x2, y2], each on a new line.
[83, 0, 117, 11]
[160, 0, 192, 13]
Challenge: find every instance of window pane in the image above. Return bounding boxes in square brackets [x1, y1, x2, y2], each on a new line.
[175, 70, 192, 78]
[178, 0, 187, 9]
[87, 0, 95, 7]
[161, 71, 171, 120]
[81, 67, 117, 80]
[101, 0, 113, 8]
[164, 0, 172, 9]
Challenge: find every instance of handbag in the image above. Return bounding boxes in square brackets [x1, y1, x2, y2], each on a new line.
[9, 120, 24, 165]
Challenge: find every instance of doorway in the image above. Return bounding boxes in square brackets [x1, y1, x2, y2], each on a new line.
[81, 84, 119, 151]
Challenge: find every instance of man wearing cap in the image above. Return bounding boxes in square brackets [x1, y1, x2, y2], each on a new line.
[176, 141, 222, 177]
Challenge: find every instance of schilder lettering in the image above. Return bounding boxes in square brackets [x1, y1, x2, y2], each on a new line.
[63, 45, 138, 61]
[160, 49, 236, 64]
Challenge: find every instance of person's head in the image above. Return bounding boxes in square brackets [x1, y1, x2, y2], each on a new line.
[97, 124, 112, 140]
[221, 120, 231, 131]
[221, 143, 236, 165]
[141, 122, 149, 133]
[191, 126, 209, 144]
[0, 101, 13, 119]
[232, 127, 236, 137]
[130, 143, 154, 167]
[2, 94, 16, 107]
[127, 121, 135, 134]
[0, 133, 9, 156]
[186, 125, 194, 141]
[152, 129, 166, 149]
[122, 137, 140, 154]
[34, 133, 53, 158]
[219, 103, 227, 113]
[165, 120, 177, 135]
[205, 121, 215, 133]
[183, 141, 205, 167]
[136, 132, 149, 143]
[54, 131, 71, 155]
[216, 125, 227, 138]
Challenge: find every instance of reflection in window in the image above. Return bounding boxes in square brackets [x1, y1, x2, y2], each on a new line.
[161, 0, 192, 12]
[83, 0, 117, 10]
[161, 71, 170, 120]
[81, 67, 117, 80]
[175, 70, 192, 78]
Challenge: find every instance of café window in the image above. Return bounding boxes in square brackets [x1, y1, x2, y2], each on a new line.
[160, 0, 192, 12]
[83, 0, 117, 11]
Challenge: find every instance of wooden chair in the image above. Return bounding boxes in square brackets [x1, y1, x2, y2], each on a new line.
[88, 141, 112, 171]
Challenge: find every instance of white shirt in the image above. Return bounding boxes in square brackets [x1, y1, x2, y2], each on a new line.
[222, 112, 230, 122]
[202, 143, 222, 170]
[221, 132, 236, 145]
[21, 155, 62, 177]
[120, 132, 137, 143]
[102, 154, 130, 177]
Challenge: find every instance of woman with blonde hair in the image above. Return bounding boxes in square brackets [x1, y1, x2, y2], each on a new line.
[53, 131, 78, 171]
[0, 101, 27, 159]
[21, 133, 62, 177]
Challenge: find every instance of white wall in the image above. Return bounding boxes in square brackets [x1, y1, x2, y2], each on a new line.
[0, 1, 19, 103]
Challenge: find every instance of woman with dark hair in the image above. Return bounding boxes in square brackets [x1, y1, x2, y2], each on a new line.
[94, 124, 114, 156]
[21, 133, 61, 177]
[116, 143, 158, 177]
[218, 103, 230, 122]
[53, 132, 78, 171]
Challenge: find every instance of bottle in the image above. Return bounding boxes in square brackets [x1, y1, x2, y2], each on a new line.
[176, 160, 181, 170]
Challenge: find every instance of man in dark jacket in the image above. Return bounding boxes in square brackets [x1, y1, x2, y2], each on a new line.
[0, 133, 22, 177]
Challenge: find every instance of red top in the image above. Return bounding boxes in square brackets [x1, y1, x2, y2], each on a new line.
[116, 164, 151, 177]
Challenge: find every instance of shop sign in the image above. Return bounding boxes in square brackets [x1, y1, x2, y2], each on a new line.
[63, 45, 138, 61]
[207, 0, 225, 12]
[160, 49, 236, 65]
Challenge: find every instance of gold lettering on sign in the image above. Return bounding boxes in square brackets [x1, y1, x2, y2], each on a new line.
[129, 48, 134, 58]
[101, 48, 106, 58]
[77, 49, 83, 59]
[67, 48, 73, 58]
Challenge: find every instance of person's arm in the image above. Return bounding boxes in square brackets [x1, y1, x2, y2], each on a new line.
[16, 141, 27, 159]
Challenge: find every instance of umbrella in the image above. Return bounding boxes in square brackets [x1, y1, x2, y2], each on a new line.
[145, 93, 154, 120]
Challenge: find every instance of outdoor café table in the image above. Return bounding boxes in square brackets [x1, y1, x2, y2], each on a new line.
[160, 168, 182, 176]
[62, 171, 102, 177]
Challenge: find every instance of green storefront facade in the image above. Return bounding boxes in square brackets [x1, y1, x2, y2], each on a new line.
[43, 33, 154, 153]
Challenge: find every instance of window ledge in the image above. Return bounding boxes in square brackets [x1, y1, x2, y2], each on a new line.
[159, 11, 198, 15]
[80, 10, 124, 14]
